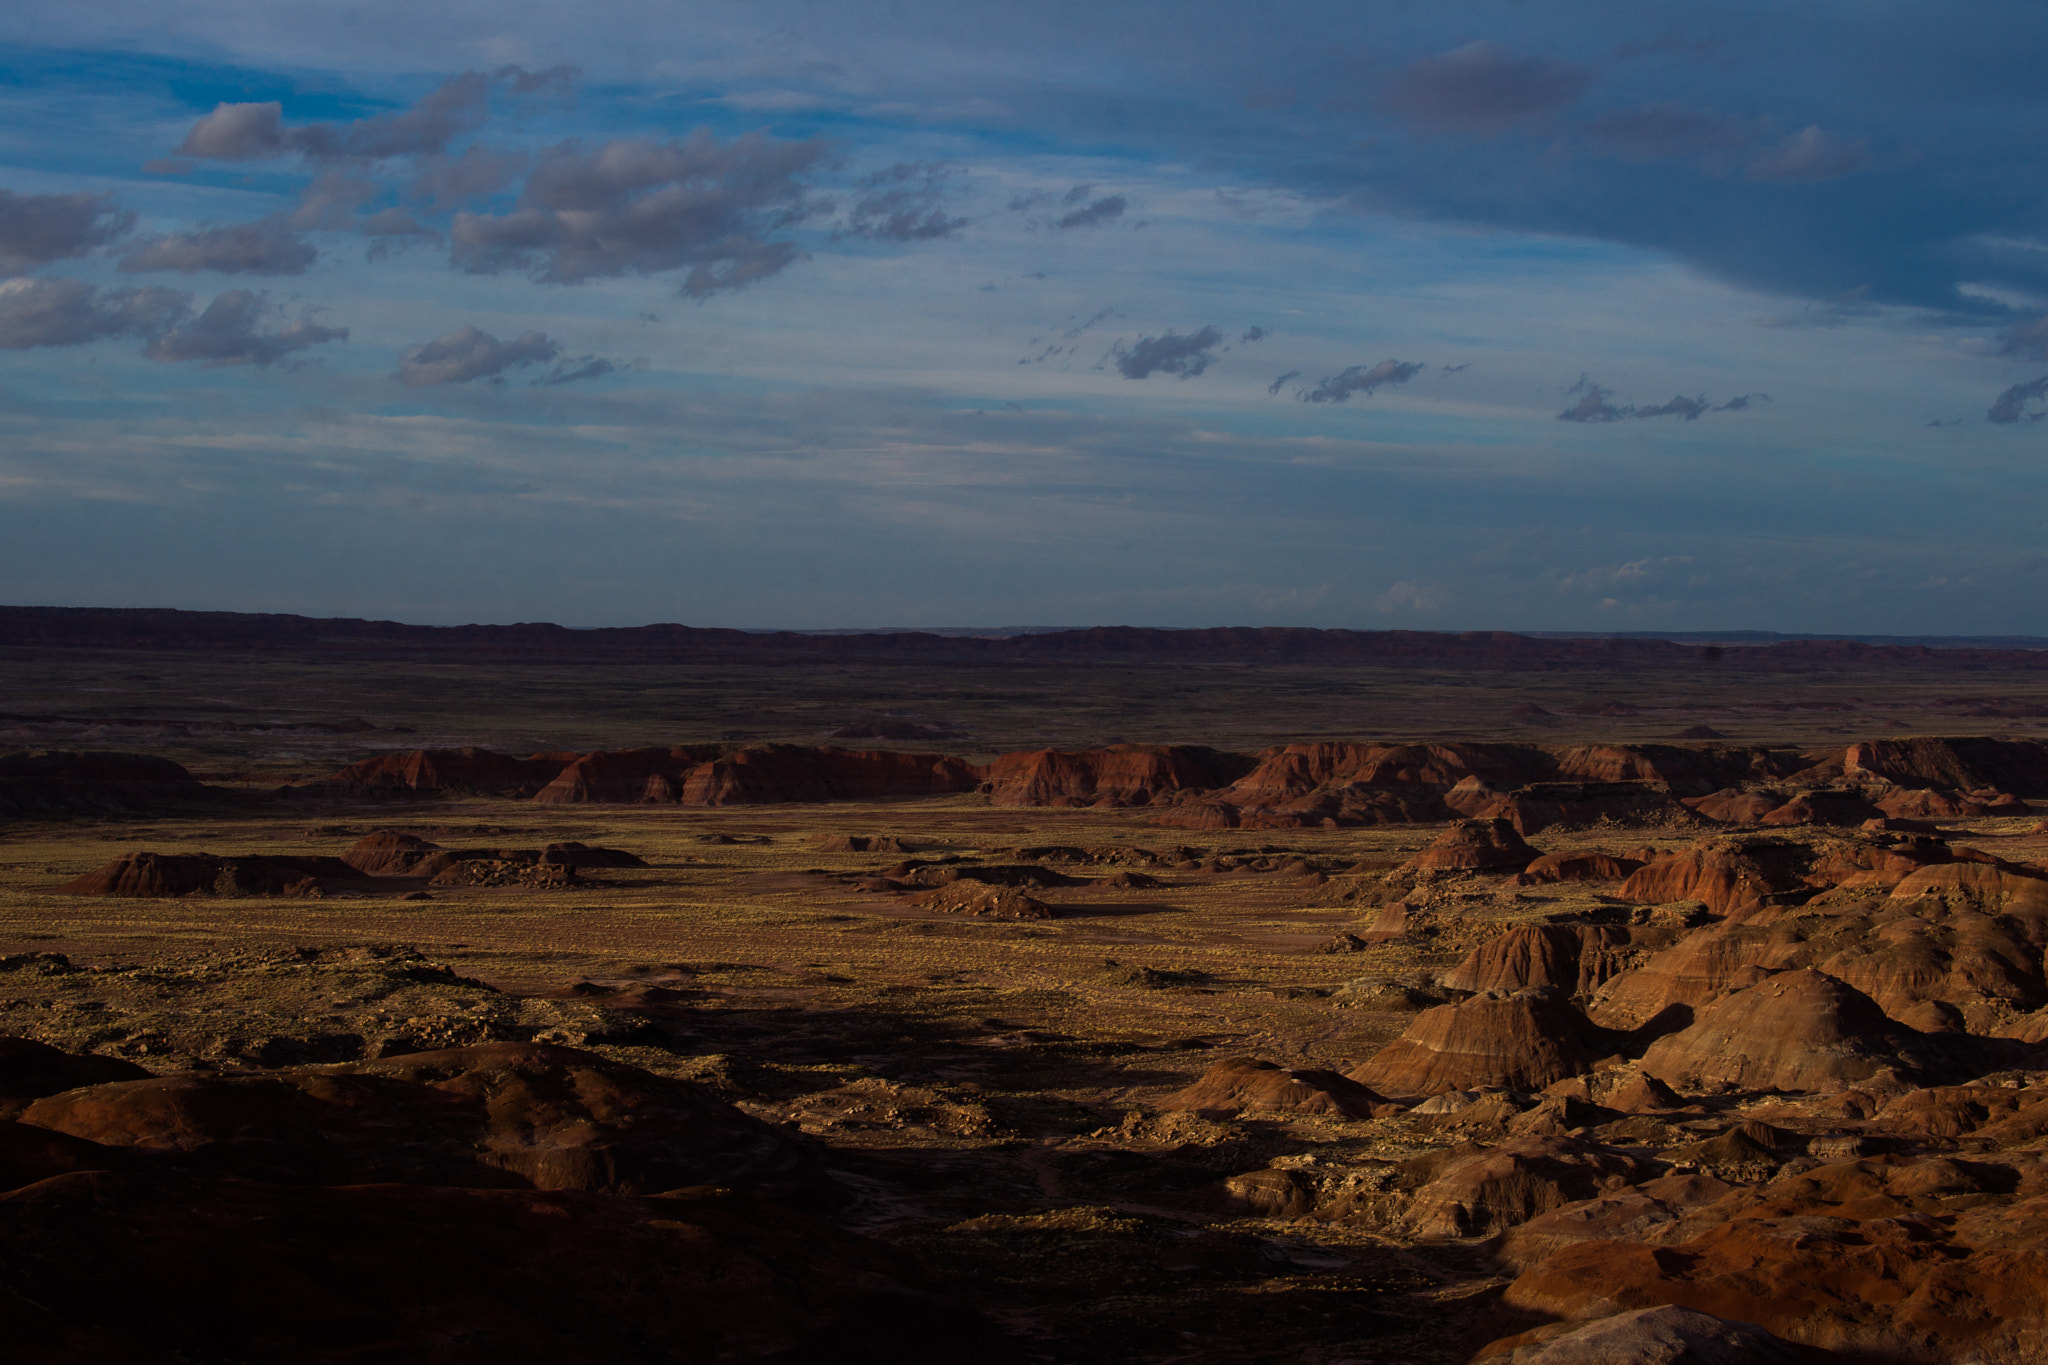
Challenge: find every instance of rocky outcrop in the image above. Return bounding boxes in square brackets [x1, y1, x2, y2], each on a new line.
[1349, 988, 1618, 1098]
[534, 744, 983, 806]
[1400, 818, 1538, 874]
[317, 747, 570, 797]
[1477, 1306, 1846, 1364]
[1401, 1136, 1658, 1239]
[1158, 1056, 1390, 1120]
[984, 745, 1250, 808]
[1440, 925, 1635, 997]
[1617, 837, 1821, 917]
[57, 851, 365, 897]
[1511, 851, 1646, 886]
[1844, 736, 2048, 797]
[1637, 969, 1927, 1093]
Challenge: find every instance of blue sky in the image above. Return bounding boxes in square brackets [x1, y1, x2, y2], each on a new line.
[3, 1, 2047, 631]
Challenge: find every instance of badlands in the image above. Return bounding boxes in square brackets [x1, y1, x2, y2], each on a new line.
[7, 617, 2048, 1363]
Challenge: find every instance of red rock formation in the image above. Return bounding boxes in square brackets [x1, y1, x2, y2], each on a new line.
[1637, 969, 1924, 1093]
[1440, 925, 1635, 997]
[1586, 919, 1815, 1032]
[1757, 790, 1884, 827]
[1844, 736, 2048, 797]
[983, 744, 1245, 807]
[1511, 851, 1646, 886]
[1401, 1136, 1657, 1239]
[340, 830, 443, 874]
[1476, 1306, 1845, 1363]
[320, 747, 569, 796]
[534, 744, 981, 806]
[18, 1041, 825, 1201]
[1616, 837, 1820, 916]
[1348, 988, 1617, 1098]
[57, 851, 364, 897]
[1158, 1056, 1389, 1120]
[1500, 1155, 2048, 1362]
[1400, 818, 1538, 873]
[0, 749, 219, 817]
[1684, 788, 1784, 823]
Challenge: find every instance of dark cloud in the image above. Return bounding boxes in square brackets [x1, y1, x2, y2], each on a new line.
[141, 290, 347, 366]
[1988, 375, 2048, 424]
[407, 145, 528, 211]
[533, 356, 618, 386]
[1634, 394, 1710, 421]
[1441, 362, 1470, 373]
[1267, 369, 1301, 395]
[1561, 376, 1770, 422]
[392, 325, 557, 386]
[2001, 315, 2048, 362]
[360, 209, 435, 238]
[1056, 194, 1126, 229]
[119, 218, 317, 276]
[1747, 126, 1869, 183]
[288, 171, 381, 230]
[1115, 325, 1224, 379]
[842, 162, 968, 242]
[1302, 359, 1423, 403]
[0, 189, 136, 275]
[1559, 375, 1628, 422]
[1582, 103, 1750, 160]
[0, 276, 188, 350]
[449, 130, 829, 294]
[1384, 42, 1596, 133]
[1061, 184, 1094, 205]
[176, 68, 576, 165]
[1241, 325, 1269, 343]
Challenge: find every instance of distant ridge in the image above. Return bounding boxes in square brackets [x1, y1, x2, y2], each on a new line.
[3, 606, 2046, 671]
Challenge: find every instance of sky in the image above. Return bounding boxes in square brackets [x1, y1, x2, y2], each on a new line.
[2, 2, 2047, 633]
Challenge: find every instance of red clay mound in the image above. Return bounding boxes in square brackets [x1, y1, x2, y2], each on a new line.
[1586, 919, 1815, 1032]
[910, 883, 1056, 919]
[1477, 1306, 1846, 1364]
[0, 749, 219, 817]
[1440, 925, 1635, 997]
[1637, 968, 1925, 1094]
[983, 744, 1247, 808]
[0, 1038, 151, 1119]
[1501, 1155, 2048, 1362]
[57, 851, 364, 897]
[535, 744, 982, 806]
[319, 746, 568, 797]
[1757, 789, 1884, 827]
[1843, 736, 2048, 796]
[1401, 818, 1538, 874]
[18, 1041, 827, 1202]
[1348, 988, 1617, 1098]
[538, 841, 646, 868]
[1617, 837, 1819, 916]
[1402, 1136, 1657, 1239]
[1159, 1056, 1390, 1120]
[1511, 851, 1646, 886]
[340, 830, 443, 874]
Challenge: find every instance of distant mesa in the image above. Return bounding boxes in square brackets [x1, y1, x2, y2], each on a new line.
[1672, 724, 1729, 739]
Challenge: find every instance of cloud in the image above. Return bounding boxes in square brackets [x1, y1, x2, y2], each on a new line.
[1376, 579, 1450, 614]
[1240, 325, 1269, 343]
[119, 218, 317, 275]
[1056, 194, 1126, 229]
[393, 325, 558, 386]
[841, 161, 968, 242]
[1301, 359, 1423, 403]
[1115, 325, 1224, 379]
[1267, 370, 1300, 395]
[1988, 375, 2048, 424]
[1582, 103, 1750, 160]
[406, 145, 527, 211]
[533, 355, 618, 386]
[2001, 314, 2048, 362]
[288, 170, 382, 230]
[448, 130, 830, 294]
[1747, 126, 1869, 183]
[360, 209, 435, 238]
[176, 68, 577, 165]
[1633, 394, 1709, 421]
[1559, 375, 1628, 422]
[1562, 375, 1772, 422]
[142, 290, 347, 366]
[0, 189, 135, 275]
[0, 276, 188, 350]
[1384, 42, 1595, 132]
